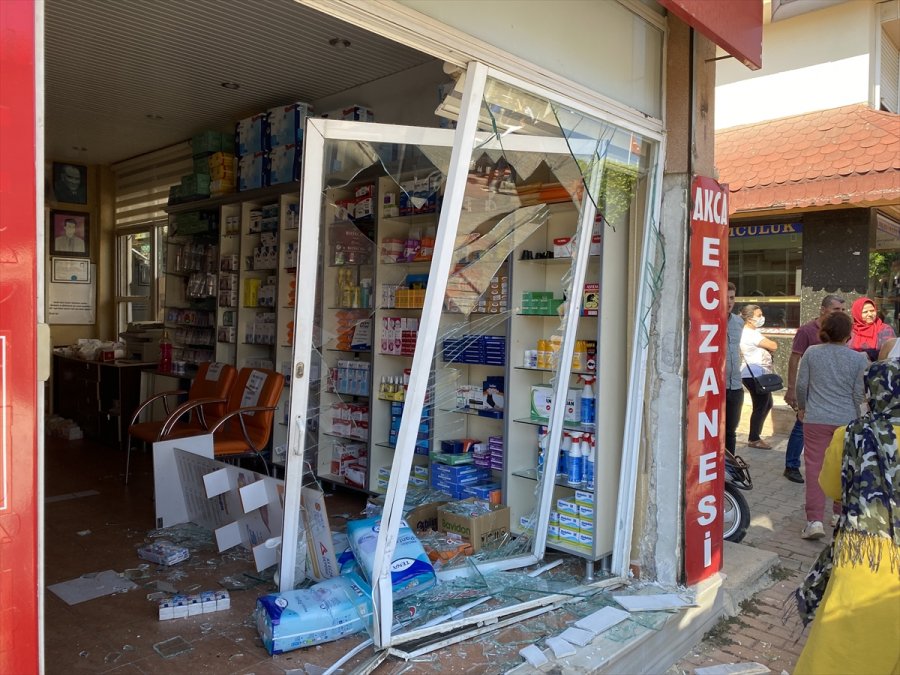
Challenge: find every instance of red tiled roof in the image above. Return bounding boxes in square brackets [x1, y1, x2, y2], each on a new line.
[716, 104, 900, 215]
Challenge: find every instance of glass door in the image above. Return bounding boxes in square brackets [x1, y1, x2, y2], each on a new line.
[281, 62, 660, 650]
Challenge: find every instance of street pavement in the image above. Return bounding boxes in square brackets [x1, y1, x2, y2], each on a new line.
[669, 430, 832, 674]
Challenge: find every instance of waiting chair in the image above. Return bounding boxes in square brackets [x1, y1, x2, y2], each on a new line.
[159, 367, 284, 475]
[125, 362, 237, 484]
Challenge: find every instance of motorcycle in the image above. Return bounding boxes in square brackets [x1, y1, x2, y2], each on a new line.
[723, 449, 752, 542]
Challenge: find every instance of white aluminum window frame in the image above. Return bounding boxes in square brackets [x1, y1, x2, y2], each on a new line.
[279, 60, 666, 650]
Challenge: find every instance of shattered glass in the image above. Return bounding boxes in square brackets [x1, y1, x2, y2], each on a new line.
[284, 69, 658, 649]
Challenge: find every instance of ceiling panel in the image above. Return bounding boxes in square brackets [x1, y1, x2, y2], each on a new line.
[45, 0, 435, 165]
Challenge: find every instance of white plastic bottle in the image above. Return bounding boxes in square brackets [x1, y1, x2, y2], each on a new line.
[559, 431, 571, 478]
[567, 433, 583, 486]
[580, 375, 596, 426]
[585, 434, 596, 490]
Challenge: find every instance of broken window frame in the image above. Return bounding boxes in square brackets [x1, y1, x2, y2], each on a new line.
[280, 60, 666, 650]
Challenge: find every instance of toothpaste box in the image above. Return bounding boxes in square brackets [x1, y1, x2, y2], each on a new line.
[558, 525, 580, 545]
[557, 498, 578, 515]
[558, 513, 580, 529]
[574, 490, 594, 507]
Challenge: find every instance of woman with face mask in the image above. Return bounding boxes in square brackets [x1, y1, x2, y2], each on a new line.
[740, 304, 779, 449]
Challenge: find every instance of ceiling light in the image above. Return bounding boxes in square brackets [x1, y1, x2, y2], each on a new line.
[329, 37, 351, 50]
[221, 82, 240, 90]
[71, 146, 87, 152]
[145, 114, 164, 120]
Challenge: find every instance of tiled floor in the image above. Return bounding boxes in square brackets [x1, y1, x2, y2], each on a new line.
[43, 436, 376, 674]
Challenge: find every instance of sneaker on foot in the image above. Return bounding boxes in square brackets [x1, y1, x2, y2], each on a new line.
[802, 521, 825, 540]
[783, 467, 804, 483]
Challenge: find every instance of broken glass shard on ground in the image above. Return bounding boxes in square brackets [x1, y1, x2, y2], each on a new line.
[153, 636, 193, 659]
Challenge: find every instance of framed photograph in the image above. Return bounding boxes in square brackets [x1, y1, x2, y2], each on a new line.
[51, 257, 91, 283]
[52, 162, 87, 204]
[50, 211, 90, 258]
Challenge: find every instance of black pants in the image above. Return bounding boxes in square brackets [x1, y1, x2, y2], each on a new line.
[742, 377, 773, 442]
[725, 387, 745, 454]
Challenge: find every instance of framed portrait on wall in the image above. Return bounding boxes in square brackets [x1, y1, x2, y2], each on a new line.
[50, 211, 90, 258]
[52, 162, 87, 204]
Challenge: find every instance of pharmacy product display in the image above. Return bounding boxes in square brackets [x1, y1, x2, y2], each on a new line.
[303, 144, 629, 564]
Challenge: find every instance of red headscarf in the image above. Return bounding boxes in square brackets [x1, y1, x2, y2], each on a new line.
[849, 297, 884, 351]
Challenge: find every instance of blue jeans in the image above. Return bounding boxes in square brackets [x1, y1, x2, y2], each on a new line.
[786, 418, 804, 469]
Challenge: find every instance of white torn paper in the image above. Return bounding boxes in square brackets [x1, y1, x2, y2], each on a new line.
[48, 570, 138, 605]
[558, 626, 595, 647]
[546, 635, 577, 658]
[574, 605, 631, 635]
[612, 593, 696, 612]
[519, 644, 549, 667]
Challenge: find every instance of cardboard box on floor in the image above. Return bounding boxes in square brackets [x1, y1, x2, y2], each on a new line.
[437, 498, 510, 552]
[302, 487, 339, 580]
[367, 495, 448, 533]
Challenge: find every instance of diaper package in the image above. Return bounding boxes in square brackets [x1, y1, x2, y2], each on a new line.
[346, 517, 436, 600]
[255, 573, 372, 655]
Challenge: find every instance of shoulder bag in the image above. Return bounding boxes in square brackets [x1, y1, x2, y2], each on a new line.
[739, 345, 784, 393]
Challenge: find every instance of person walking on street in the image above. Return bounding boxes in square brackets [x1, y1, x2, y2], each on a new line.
[795, 311, 868, 540]
[740, 304, 778, 449]
[849, 296, 896, 362]
[793, 359, 900, 674]
[783, 295, 846, 483]
[724, 283, 744, 455]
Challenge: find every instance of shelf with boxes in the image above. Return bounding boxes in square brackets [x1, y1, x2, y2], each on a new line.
[503, 203, 614, 561]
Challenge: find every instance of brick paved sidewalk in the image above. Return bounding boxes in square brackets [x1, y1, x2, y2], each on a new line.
[669, 432, 837, 675]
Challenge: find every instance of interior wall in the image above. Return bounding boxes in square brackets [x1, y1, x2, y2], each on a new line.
[45, 161, 114, 348]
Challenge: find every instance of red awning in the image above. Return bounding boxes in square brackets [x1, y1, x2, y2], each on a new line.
[660, 0, 762, 70]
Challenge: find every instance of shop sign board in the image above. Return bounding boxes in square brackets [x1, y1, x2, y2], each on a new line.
[684, 176, 728, 585]
[729, 223, 802, 238]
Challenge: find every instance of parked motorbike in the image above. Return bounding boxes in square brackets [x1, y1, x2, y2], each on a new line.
[723, 449, 752, 542]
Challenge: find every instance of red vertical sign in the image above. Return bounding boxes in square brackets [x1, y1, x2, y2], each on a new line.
[0, 0, 40, 672]
[684, 176, 728, 585]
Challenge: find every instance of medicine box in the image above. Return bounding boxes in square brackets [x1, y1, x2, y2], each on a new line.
[239, 152, 268, 191]
[437, 498, 510, 552]
[530, 385, 582, 423]
[268, 143, 300, 185]
[267, 102, 312, 147]
[236, 113, 268, 155]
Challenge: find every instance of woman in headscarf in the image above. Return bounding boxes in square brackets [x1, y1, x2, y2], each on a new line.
[849, 297, 896, 361]
[793, 359, 900, 674]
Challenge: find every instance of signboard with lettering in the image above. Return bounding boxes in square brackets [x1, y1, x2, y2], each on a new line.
[684, 176, 728, 585]
[729, 223, 802, 238]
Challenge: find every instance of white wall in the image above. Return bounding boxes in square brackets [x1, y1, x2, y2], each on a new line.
[398, 0, 664, 119]
[716, 0, 875, 129]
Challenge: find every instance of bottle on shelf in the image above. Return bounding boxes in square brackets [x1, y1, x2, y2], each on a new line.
[579, 375, 596, 426]
[567, 432, 584, 486]
[158, 331, 173, 373]
[585, 435, 596, 490]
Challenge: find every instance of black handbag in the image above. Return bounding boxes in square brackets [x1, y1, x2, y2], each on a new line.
[750, 372, 784, 393]
[740, 345, 784, 393]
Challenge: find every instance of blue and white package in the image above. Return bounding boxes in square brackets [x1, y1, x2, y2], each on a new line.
[267, 102, 312, 147]
[255, 573, 372, 655]
[268, 143, 300, 185]
[346, 517, 437, 600]
[236, 113, 268, 155]
[238, 151, 268, 191]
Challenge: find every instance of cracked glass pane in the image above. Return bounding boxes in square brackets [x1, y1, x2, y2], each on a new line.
[290, 70, 658, 648]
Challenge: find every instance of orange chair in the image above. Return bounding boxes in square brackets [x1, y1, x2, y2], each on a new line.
[160, 367, 284, 474]
[126, 362, 237, 484]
